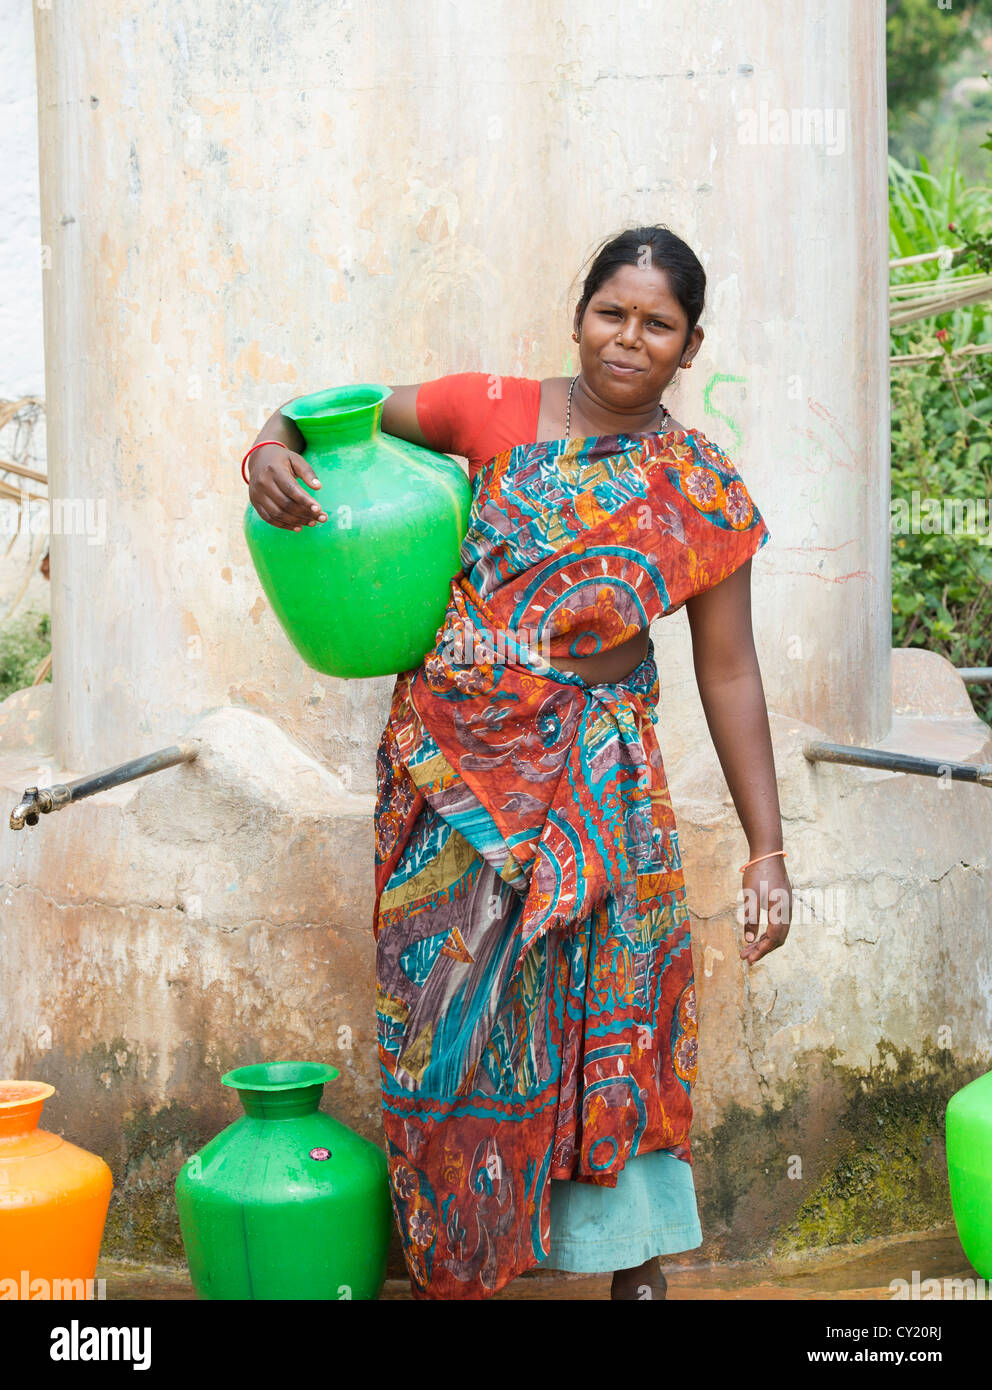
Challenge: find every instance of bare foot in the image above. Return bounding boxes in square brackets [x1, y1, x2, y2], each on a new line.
[610, 1256, 668, 1300]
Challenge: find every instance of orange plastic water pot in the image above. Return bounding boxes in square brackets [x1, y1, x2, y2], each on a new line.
[0, 1081, 113, 1299]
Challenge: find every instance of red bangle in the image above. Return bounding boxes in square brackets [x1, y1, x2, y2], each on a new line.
[241, 438, 291, 485]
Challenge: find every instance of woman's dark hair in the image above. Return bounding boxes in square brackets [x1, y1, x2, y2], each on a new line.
[574, 225, 706, 349]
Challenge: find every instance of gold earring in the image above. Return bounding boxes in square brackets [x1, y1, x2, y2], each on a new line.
[682, 359, 692, 369]
[572, 332, 579, 343]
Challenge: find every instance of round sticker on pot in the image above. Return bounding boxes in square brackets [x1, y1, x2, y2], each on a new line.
[309, 1146, 332, 1161]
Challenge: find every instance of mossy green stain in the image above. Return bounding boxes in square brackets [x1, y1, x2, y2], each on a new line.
[692, 1038, 982, 1259]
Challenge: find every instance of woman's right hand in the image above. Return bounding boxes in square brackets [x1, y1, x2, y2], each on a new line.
[247, 444, 328, 531]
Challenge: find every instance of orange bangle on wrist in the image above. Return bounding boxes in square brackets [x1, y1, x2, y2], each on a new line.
[241, 438, 291, 485]
[739, 849, 787, 873]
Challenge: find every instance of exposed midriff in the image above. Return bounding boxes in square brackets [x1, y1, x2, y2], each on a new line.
[546, 627, 650, 687]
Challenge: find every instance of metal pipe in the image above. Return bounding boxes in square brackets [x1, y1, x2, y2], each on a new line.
[11, 728, 990, 830]
[803, 739, 992, 786]
[956, 668, 992, 685]
[9, 740, 200, 830]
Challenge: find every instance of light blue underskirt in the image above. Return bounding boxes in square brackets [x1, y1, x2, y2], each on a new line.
[535, 1148, 703, 1274]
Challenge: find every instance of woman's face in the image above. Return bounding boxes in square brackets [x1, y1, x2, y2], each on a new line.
[574, 263, 703, 410]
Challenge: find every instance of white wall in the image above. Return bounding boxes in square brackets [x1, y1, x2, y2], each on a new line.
[32, 0, 890, 778]
[0, 0, 44, 399]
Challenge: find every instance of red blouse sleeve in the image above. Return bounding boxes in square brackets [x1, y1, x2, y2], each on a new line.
[415, 373, 540, 477]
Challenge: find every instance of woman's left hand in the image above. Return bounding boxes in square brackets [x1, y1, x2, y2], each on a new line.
[738, 857, 792, 965]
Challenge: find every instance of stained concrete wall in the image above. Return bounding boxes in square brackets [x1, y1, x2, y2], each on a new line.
[0, 0, 49, 628]
[0, 0, 44, 399]
[0, 0, 989, 1273]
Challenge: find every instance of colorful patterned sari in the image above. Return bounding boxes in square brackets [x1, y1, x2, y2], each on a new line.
[373, 427, 770, 1299]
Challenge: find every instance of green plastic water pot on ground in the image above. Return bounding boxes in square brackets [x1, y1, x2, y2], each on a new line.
[945, 1068, 992, 1278]
[243, 384, 473, 678]
[175, 1061, 392, 1300]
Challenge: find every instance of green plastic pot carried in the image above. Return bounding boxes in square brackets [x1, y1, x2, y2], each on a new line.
[243, 384, 473, 678]
[946, 1068, 992, 1278]
[175, 1061, 392, 1300]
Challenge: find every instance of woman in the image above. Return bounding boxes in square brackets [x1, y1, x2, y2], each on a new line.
[245, 225, 792, 1301]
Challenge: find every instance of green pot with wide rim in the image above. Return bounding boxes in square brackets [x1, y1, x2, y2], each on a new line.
[175, 1061, 392, 1300]
[244, 384, 472, 678]
[946, 1068, 992, 1278]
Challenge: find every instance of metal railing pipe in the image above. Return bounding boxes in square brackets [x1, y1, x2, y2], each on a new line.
[803, 739, 992, 786]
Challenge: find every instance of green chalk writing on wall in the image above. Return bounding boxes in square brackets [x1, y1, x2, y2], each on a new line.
[703, 372, 748, 450]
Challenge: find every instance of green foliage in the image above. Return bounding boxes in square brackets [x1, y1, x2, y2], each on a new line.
[888, 151, 992, 352]
[0, 608, 51, 702]
[886, 0, 969, 120]
[890, 363, 992, 713]
[888, 7, 992, 185]
[956, 214, 992, 274]
[888, 142, 992, 725]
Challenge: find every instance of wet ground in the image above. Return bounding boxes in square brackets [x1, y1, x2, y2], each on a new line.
[96, 1225, 988, 1300]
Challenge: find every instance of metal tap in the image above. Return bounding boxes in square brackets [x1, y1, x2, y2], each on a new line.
[9, 740, 200, 831]
[10, 784, 72, 829]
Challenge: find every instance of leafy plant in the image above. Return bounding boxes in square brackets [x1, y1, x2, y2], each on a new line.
[0, 608, 51, 702]
[886, 0, 969, 122]
[888, 7, 992, 183]
[888, 145, 992, 726]
[888, 152, 992, 356]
